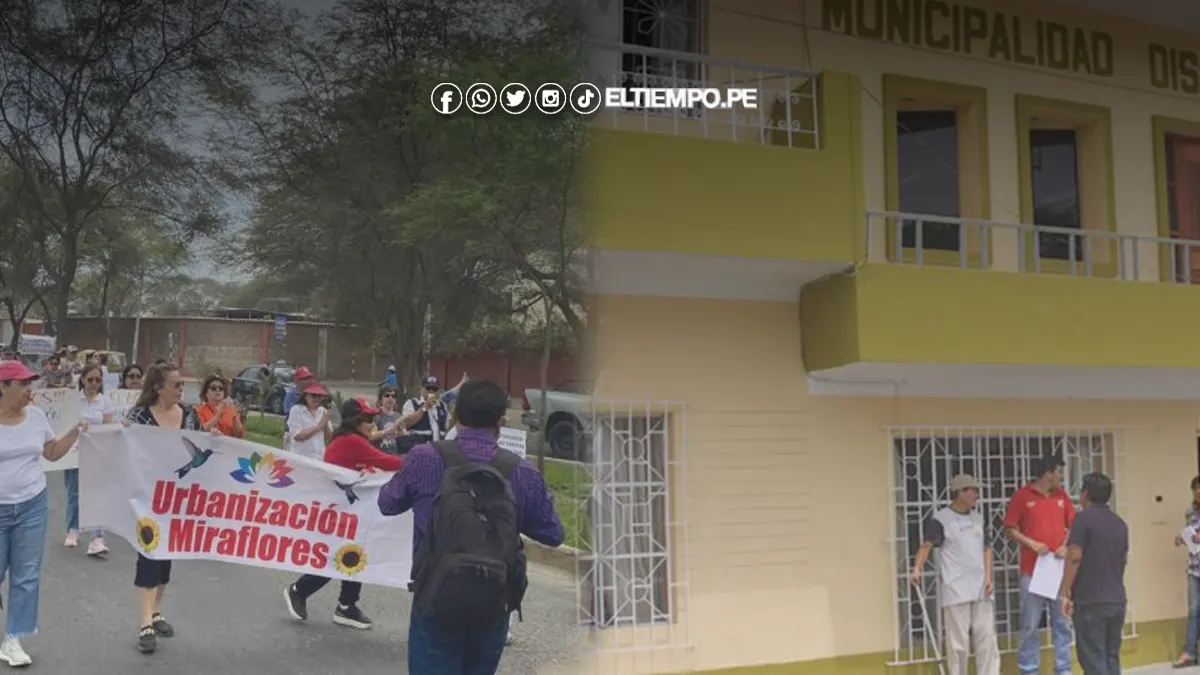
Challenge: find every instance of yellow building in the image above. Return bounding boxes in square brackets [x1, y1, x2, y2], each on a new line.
[577, 0, 1200, 673]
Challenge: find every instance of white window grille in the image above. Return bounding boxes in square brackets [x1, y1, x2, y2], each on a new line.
[578, 401, 691, 654]
[619, 0, 705, 117]
[886, 427, 1134, 667]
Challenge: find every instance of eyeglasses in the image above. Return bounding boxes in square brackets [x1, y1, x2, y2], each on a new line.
[84, 377, 102, 384]
[169, 381, 183, 390]
[207, 385, 225, 392]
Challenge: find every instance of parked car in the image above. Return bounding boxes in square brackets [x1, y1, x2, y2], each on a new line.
[522, 379, 592, 461]
[231, 363, 296, 415]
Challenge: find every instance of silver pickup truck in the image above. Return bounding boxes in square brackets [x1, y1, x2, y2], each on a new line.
[521, 378, 592, 461]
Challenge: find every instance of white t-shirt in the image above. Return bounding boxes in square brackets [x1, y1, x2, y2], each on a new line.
[79, 391, 115, 425]
[0, 406, 55, 504]
[285, 404, 328, 460]
[928, 507, 989, 607]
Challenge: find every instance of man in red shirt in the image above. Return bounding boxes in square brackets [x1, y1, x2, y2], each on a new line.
[1004, 454, 1076, 675]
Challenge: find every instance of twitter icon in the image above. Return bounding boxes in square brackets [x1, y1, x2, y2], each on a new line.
[500, 83, 532, 114]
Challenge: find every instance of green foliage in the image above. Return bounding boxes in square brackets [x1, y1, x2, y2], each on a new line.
[220, 0, 588, 392]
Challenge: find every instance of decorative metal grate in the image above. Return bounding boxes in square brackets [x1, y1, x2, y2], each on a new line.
[887, 427, 1134, 666]
[577, 400, 691, 655]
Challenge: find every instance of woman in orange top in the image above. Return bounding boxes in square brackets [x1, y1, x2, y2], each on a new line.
[195, 374, 244, 437]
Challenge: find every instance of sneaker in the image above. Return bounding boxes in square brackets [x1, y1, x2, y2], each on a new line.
[0, 636, 31, 667]
[63, 530, 78, 548]
[137, 626, 156, 654]
[151, 613, 174, 637]
[284, 585, 307, 621]
[333, 604, 372, 629]
[86, 537, 109, 557]
[505, 631, 514, 645]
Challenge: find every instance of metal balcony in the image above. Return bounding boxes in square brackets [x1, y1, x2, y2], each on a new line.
[586, 40, 819, 148]
[866, 211, 1200, 283]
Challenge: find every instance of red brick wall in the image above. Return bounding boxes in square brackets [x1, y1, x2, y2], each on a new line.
[427, 352, 577, 398]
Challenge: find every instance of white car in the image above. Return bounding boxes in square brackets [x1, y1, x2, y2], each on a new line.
[521, 379, 592, 461]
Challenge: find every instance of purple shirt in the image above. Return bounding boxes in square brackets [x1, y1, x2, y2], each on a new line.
[377, 427, 565, 553]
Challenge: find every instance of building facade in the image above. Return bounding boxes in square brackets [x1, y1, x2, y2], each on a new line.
[580, 0, 1200, 673]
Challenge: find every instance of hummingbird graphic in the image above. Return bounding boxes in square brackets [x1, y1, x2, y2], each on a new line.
[176, 438, 214, 479]
[333, 480, 362, 504]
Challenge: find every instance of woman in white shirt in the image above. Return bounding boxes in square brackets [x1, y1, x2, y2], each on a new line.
[63, 363, 113, 556]
[285, 381, 332, 460]
[0, 360, 87, 667]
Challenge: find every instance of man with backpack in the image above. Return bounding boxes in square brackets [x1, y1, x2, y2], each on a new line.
[378, 378, 564, 674]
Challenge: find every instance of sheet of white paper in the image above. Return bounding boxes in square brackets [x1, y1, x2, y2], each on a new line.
[1028, 553, 1065, 599]
[1183, 526, 1200, 555]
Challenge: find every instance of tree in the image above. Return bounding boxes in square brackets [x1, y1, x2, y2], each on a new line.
[0, 0, 282, 340]
[0, 164, 50, 346]
[223, 0, 583, 393]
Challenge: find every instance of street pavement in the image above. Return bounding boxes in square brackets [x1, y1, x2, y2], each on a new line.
[18, 477, 588, 674]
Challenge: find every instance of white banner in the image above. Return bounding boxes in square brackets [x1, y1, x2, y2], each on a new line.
[37, 388, 142, 471]
[78, 426, 414, 587]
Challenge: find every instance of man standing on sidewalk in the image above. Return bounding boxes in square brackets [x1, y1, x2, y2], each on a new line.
[1005, 453, 1076, 675]
[1059, 472, 1128, 675]
[910, 474, 1000, 675]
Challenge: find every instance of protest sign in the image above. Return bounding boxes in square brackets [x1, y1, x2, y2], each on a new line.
[499, 427, 527, 457]
[108, 389, 140, 423]
[35, 388, 81, 471]
[78, 426, 414, 587]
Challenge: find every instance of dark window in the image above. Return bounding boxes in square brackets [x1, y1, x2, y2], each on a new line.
[1029, 129, 1082, 261]
[897, 110, 961, 252]
[620, 0, 703, 87]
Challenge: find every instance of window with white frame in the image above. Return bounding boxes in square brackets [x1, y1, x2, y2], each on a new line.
[888, 427, 1131, 667]
[620, 0, 704, 89]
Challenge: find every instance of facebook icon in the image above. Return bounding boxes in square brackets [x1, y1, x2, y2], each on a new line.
[430, 83, 462, 115]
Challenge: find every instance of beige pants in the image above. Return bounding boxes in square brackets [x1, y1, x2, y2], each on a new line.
[944, 599, 1000, 675]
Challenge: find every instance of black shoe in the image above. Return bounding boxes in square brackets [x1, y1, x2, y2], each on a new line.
[151, 613, 174, 637]
[137, 626, 157, 654]
[284, 585, 308, 621]
[333, 604, 372, 629]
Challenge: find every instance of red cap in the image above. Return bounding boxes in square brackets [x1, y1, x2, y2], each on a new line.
[299, 381, 329, 396]
[294, 366, 313, 380]
[0, 360, 39, 382]
[341, 396, 380, 419]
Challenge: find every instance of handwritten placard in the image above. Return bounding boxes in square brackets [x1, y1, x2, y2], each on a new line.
[34, 388, 81, 471]
[108, 389, 140, 424]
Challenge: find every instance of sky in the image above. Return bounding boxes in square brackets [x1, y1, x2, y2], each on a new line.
[186, 0, 333, 282]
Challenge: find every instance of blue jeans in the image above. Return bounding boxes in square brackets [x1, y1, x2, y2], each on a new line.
[0, 489, 48, 637]
[408, 605, 508, 675]
[1185, 575, 1200, 658]
[1018, 575, 1073, 674]
[63, 469, 101, 537]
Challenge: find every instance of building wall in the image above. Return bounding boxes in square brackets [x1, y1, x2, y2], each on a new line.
[585, 294, 1195, 673]
[696, 0, 1200, 275]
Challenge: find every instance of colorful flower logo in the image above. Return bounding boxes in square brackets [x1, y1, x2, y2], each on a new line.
[333, 543, 367, 575]
[136, 516, 161, 553]
[230, 452, 295, 488]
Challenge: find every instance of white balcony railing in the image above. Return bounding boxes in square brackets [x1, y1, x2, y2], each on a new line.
[586, 41, 819, 148]
[866, 211, 1200, 283]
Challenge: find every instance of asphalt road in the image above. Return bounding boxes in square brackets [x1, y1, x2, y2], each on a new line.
[16, 478, 588, 674]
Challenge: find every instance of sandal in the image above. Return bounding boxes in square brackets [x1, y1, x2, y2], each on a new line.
[1174, 654, 1196, 669]
[151, 613, 175, 638]
[137, 626, 157, 654]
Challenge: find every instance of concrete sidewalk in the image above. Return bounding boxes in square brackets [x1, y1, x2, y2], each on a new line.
[1131, 662, 1194, 673]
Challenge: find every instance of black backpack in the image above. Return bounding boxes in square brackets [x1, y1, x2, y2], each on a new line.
[411, 440, 528, 632]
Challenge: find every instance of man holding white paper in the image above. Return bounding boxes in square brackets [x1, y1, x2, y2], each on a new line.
[1172, 476, 1200, 668]
[909, 474, 999, 675]
[1005, 454, 1077, 675]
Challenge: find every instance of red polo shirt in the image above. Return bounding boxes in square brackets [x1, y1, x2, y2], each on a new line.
[1004, 483, 1076, 575]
